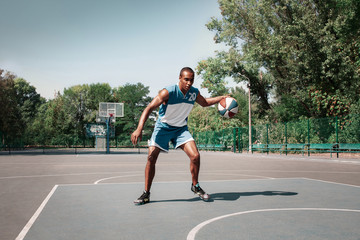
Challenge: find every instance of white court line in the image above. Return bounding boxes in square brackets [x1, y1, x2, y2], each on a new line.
[94, 174, 144, 184]
[15, 185, 58, 240]
[2, 168, 358, 180]
[302, 177, 360, 188]
[204, 172, 274, 179]
[225, 169, 360, 174]
[187, 208, 360, 240]
[51, 177, 360, 189]
[0, 171, 143, 180]
[93, 171, 274, 184]
[58, 178, 304, 187]
[233, 153, 360, 165]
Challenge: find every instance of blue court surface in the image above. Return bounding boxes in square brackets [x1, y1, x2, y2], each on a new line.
[18, 178, 360, 240]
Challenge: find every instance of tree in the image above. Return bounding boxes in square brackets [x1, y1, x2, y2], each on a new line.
[13, 78, 45, 143]
[0, 69, 22, 144]
[61, 85, 89, 140]
[113, 83, 153, 145]
[44, 95, 73, 145]
[26, 102, 49, 145]
[58, 83, 113, 138]
[197, 50, 272, 118]
[87, 83, 113, 117]
[197, 0, 360, 120]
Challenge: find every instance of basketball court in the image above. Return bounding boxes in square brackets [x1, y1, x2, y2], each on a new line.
[1, 150, 360, 240]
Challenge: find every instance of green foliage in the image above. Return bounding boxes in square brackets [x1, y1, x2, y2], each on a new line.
[309, 89, 351, 117]
[0, 69, 22, 142]
[14, 78, 45, 143]
[197, 49, 273, 117]
[197, 0, 360, 122]
[113, 83, 153, 145]
[0, 71, 46, 145]
[87, 83, 113, 115]
[269, 94, 309, 122]
[1, 68, 153, 147]
[229, 86, 249, 123]
[197, 57, 231, 96]
[337, 114, 360, 143]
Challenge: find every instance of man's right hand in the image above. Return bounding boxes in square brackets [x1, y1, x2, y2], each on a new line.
[131, 129, 142, 146]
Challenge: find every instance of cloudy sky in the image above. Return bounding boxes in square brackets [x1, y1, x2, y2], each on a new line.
[0, 0, 229, 99]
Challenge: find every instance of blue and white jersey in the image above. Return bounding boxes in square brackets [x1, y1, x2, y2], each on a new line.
[157, 84, 199, 127]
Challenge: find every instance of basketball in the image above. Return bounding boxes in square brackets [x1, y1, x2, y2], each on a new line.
[218, 97, 238, 119]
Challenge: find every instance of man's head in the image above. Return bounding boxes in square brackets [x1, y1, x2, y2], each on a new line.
[179, 67, 195, 93]
[179, 67, 195, 78]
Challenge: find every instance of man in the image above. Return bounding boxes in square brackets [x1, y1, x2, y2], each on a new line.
[131, 67, 227, 205]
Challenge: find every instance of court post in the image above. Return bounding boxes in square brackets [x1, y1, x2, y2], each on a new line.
[266, 124, 269, 155]
[106, 117, 110, 154]
[248, 83, 252, 153]
[285, 122, 287, 156]
[233, 128, 237, 153]
[335, 116, 339, 158]
[238, 128, 242, 153]
[307, 119, 310, 157]
[335, 116, 339, 144]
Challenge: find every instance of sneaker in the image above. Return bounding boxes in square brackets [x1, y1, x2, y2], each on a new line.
[191, 183, 211, 201]
[134, 191, 150, 205]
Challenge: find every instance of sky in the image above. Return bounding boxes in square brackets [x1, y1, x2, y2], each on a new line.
[0, 0, 229, 99]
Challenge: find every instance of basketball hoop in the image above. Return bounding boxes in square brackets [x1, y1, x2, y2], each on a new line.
[109, 113, 115, 124]
[97, 102, 124, 154]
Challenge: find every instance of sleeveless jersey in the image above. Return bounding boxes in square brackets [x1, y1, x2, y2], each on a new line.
[157, 84, 199, 127]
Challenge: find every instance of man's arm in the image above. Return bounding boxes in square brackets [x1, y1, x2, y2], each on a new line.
[195, 93, 227, 107]
[131, 89, 169, 145]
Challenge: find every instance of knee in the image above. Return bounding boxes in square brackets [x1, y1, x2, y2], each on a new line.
[190, 152, 200, 164]
[147, 150, 158, 165]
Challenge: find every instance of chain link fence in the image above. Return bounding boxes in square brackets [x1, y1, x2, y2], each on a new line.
[1, 115, 359, 156]
[194, 114, 360, 156]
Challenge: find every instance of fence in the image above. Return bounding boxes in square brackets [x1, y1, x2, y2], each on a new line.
[0, 131, 151, 154]
[194, 114, 360, 157]
[1, 115, 359, 156]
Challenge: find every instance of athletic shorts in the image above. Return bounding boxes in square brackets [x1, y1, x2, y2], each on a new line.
[149, 122, 194, 152]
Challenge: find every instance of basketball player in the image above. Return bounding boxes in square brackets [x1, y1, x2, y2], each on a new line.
[131, 67, 227, 205]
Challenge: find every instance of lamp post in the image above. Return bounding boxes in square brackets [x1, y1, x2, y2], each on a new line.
[240, 70, 252, 153]
[247, 83, 252, 153]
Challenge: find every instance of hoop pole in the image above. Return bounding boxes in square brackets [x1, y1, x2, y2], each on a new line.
[106, 117, 110, 154]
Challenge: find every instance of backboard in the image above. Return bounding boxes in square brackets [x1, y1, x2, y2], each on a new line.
[99, 102, 124, 118]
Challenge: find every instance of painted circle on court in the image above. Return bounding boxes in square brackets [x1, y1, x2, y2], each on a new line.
[187, 208, 360, 240]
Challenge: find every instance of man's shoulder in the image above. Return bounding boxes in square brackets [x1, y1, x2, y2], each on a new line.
[190, 86, 199, 94]
[164, 84, 177, 93]
[165, 84, 177, 89]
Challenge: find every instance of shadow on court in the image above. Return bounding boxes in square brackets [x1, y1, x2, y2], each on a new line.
[152, 191, 298, 203]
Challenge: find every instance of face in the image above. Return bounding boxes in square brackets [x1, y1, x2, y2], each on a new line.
[179, 70, 194, 93]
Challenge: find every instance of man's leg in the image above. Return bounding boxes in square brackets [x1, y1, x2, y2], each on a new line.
[145, 146, 161, 192]
[180, 140, 200, 186]
[134, 146, 161, 205]
[180, 141, 210, 201]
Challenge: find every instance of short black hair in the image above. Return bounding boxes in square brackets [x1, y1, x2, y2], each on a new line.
[179, 67, 195, 77]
